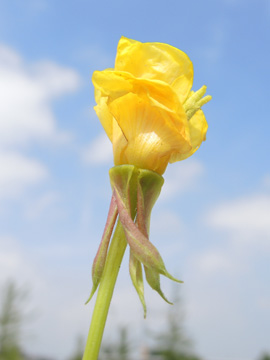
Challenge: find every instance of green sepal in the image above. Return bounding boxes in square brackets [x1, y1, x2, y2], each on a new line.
[114, 184, 182, 282]
[109, 165, 138, 218]
[137, 169, 182, 302]
[136, 168, 164, 233]
[86, 196, 118, 304]
[114, 188, 163, 268]
[144, 266, 172, 305]
[86, 165, 138, 305]
[110, 166, 148, 315]
[109, 165, 183, 313]
[129, 250, 146, 318]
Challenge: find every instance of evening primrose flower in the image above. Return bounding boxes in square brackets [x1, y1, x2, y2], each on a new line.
[92, 36, 211, 175]
[83, 38, 211, 360]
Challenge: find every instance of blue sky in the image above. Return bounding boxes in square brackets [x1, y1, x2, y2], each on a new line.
[0, 0, 270, 359]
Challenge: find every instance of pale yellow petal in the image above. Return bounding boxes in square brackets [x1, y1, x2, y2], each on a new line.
[115, 37, 193, 92]
[94, 94, 128, 163]
[109, 92, 191, 174]
[169, 109, 208, 163]
[112, 118, 128, 165]
[94, 96, 113, 141]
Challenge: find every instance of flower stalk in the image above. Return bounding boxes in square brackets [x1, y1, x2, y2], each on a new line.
[82, 220, 127, 360]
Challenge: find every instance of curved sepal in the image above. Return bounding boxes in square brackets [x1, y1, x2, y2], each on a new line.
[129, 250, 147, 318]
[144, 266, 172, 305]
[114, 186, 182, 283]
[85, 195, 118, 304]
[137, 169, 183, 285]
[109, 165, 183, 315]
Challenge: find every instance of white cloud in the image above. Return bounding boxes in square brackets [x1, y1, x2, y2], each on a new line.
[0, 43, 82, 356]
[32, 60, 80, 97]
[258, 296, 270, 310]
[0, 44, 80, 201]
[0, 236, 38, 284]
[181, 185, 270, 360]
[151, 209, 187, 258]
[0, 44, 80, 149]
[194, 249, 234, 274]
[160, 161, 204, 200]
[262, 173, 270, 188]
[24, 191, 60, 220]
[206, 193, 270, 238]
[0, 151, 48, 199]
[0, 238, 23, 281]
[153, 209, 185, 234]
[82, 132, 113, 165]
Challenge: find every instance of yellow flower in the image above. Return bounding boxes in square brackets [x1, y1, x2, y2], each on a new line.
[92, 37, 211, 175]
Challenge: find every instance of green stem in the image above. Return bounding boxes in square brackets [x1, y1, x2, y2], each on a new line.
[82, 220, 127, 360]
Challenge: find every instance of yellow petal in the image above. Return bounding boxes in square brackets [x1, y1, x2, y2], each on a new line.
[171, 74, 193, 103]
[93, 70, 133, 100]
[112, 117, 128, 165]
[94, 93, 128, 162]
[169, 109, 208, 163]
[132, 77, 182, 114]
[109, 92, 191, 174]
[93, 69, 185, 118]
[94, 95, 113, 141]
[115, 36, 193, 101]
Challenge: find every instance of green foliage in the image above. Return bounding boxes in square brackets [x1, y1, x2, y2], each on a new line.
[150, 289, 201, 360]
[68, 335, 84, 360]
[258, 354, 270, 360]
[117, 327, 130, 360]
[100, 327, 130, 360]
[0, 281, 27, 360]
